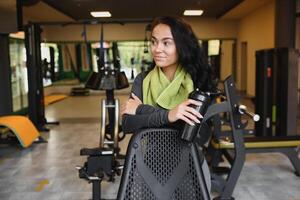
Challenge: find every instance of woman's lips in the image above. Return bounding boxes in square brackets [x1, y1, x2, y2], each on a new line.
[154, 56, 166, 60]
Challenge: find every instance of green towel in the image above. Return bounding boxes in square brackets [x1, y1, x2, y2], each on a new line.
[143, 65, 194, 109]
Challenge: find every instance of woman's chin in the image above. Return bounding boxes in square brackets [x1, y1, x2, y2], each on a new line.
[155, 62, 167, 68]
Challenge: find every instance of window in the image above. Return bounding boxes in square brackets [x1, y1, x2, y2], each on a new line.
[9, 38, 28, 111]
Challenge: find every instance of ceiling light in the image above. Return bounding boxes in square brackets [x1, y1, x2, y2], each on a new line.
[90, 11, 112, 18]
[183, 10, 204, 16]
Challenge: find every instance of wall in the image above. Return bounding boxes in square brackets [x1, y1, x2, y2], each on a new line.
[41, 18, 238, 42]
[236, 1, 275, 96]
[220, 40, 234, 80]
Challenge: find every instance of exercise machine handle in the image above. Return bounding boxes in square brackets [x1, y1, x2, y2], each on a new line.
[238, 105, 260, 122]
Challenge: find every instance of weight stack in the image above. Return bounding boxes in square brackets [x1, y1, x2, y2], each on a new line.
[255, 49, 274, 137]
[255, 48, 298, 137]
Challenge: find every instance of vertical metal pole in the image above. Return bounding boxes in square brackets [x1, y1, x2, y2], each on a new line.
[114, 99, 120, 150]
[98, 24, 105, 71]
[24, 23, 46, 131]
[92, 180, 101, 200]
[100, 99, 106, 148]
[0, 34, 13, 115]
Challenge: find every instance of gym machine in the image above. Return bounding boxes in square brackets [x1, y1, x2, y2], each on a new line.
[255, 48, 299, 137]
[200, 76, 259, 200]
[24, 23, 59, 134]
[207, 75, 300, 200]
[77, 69, 129, 200]
[77, 24, 129, 200]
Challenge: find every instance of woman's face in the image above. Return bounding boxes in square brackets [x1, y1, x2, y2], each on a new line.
[150, 24, 178, 69]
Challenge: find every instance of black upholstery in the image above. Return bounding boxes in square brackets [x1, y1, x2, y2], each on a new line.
[85, 70, 129, 90]
[117, 128, 211, 200]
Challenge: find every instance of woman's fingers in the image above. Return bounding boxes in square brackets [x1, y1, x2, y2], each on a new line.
[182, 110, 201, 124]
[121, 97, 142, 115]
[169, 99, 205, 124]
[185, 106, 203, 119]
[187, 99, 202, 106]
[177, 103, 203, 123]
[179, 114, 195, 126]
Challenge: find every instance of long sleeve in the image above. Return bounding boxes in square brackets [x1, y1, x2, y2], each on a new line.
[122, 73, 171, 133]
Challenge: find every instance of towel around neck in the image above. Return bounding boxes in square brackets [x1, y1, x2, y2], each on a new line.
[142, 65, 194, 109]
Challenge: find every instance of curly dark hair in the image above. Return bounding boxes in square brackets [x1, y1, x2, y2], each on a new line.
[150, 16, 216, 92]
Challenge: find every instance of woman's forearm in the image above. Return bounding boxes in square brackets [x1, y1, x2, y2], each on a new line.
[122, 109, 169, 133]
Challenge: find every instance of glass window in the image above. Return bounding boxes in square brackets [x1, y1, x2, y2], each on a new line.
[90, 41, 152, 79]
[41, 43, 59, 86]
[117, 41, 152, 79]
[9, 38, 28, 112]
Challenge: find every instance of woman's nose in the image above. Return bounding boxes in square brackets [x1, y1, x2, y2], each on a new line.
[154, 42, 163, 52]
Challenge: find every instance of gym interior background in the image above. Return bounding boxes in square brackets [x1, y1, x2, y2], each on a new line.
[0, 0, 300, 200]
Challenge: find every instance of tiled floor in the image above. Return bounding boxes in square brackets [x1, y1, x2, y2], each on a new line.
[0, 90, 300, 200]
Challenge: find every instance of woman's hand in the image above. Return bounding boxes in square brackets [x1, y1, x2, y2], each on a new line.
[168, 99, 203, 125]
[121, 93, 142, 116]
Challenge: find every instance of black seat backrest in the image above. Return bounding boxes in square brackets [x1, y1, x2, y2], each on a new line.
[117, 128, 211, 200]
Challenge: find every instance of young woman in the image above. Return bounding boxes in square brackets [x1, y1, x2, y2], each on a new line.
[121, 16, 215, 133]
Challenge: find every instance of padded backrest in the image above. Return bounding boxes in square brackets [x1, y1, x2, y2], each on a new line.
[117, 128, 210, 200]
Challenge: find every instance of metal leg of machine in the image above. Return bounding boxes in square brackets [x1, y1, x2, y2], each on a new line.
[100, 98, 121, 152]
[77, 148, 119, 200]
[77, 98, 122, 200]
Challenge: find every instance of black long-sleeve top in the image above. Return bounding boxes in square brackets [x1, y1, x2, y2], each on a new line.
[122, 73, 183, 133]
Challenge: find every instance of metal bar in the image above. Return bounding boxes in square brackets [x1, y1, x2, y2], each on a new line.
[92, 180, 101, 200]
[0, 34, 13, 115]
[100, 99, 106, 148]
[114, 99, 120, 150]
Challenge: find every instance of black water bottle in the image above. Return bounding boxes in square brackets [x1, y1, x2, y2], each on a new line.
[181, 90, 210, 142]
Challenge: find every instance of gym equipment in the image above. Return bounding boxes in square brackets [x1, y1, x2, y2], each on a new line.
[78, 69, 129, 200]
[86, 35, 129, 146]
[0, 34, 13, 116]
[41, 47, 55, 83]
[255, 48, 298, 137]
[85, 69, 128, 143]
[203, 76, 257, 200]
[77, 147, 122, 200]
[130, 57, 135, 80]
[64, 44, 83, 82]
[0, 115, 41, 147]
[207, 76, 300, 200]
[70, 87, 90, 96]
[24, 23, 46, 131]
[82, 23, 93, 72]
[143, 24, 151, 54]
[49, 47, 56, 82]
[77, 23, 130, 199]
[24, 23, 59, 133]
